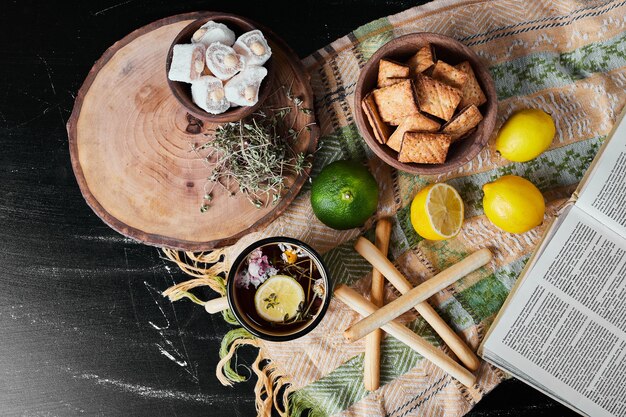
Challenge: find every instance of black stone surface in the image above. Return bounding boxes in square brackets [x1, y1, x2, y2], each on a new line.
[0, 1, 579, 416]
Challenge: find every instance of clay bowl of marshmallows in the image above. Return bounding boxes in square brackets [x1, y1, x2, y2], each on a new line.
[166, 14, 274, 123]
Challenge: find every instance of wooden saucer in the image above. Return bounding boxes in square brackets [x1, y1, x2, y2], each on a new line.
[67, 12, 319, 251]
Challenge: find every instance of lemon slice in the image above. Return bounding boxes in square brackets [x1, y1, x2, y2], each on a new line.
[410, 183, 464, 240]
[254, 275, 305, 323]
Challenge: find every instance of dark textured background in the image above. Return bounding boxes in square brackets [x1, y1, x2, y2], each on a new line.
[0, 0, 579, 416]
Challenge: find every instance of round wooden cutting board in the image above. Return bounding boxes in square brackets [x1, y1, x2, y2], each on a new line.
[68, 12, 319, 251]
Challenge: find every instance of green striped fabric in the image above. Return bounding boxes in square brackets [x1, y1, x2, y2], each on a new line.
[493, 32, 626, 99]
[282, 1, 626, 416]
[196, 1, 626, 416]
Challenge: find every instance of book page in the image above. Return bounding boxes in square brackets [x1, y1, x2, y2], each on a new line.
[482, 206, 626, 417]
[577, 110, 626, 238]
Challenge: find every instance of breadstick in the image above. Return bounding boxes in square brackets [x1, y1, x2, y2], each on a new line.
[204, 296, 229, 314]
[355, 237, 481, 371]
[344, 248, 492, 342]
[364, 219, 392, 391]
[335, 285, 476, 387]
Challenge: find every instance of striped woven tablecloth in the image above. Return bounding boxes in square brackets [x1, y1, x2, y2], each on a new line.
[165, 1, 626, 415]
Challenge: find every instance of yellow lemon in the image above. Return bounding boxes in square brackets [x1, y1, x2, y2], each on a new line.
[482, 175, 545, 234]
[495, 109, 556, 162]
[254, 275, 305, 322]
[410, 183, 464, 240]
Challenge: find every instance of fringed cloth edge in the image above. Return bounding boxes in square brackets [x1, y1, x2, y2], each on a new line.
[161, 248, 296, 417]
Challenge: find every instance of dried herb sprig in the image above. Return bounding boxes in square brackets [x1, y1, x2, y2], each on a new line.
[195, 108, 312, 210]
[280, 297, 317, 325]
[263, 293, 279, 309]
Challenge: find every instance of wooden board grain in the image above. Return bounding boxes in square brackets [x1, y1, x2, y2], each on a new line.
[67, 12, 319, 251]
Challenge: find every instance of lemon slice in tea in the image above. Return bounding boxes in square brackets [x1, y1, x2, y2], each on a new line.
[254, 275, 305, 323]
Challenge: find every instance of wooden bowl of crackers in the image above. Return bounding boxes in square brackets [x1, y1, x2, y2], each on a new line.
[355, 33, 497, 175]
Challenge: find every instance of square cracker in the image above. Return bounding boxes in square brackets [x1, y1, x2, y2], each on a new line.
[431, 61, 468, 90]
[442, 104, 483, 142]
[378, 59, 410, 87]
[455, 61, 487, 108]
[362, 92, 392, 144]
[379, 77, 408, 88]
[414, 74, 462, 121]
[407, 45, 435, 75]
[372, 80, 420, 125]
[398, 132, 451, 164]
[386, 112, 441, 152]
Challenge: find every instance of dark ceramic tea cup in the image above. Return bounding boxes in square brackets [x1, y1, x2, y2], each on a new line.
[226, 237, 332, 341]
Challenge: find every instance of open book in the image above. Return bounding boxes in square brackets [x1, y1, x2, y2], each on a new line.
[479, 108, 626, 417]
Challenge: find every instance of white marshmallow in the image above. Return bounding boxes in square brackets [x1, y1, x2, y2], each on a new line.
[191, 76, 230, 115]
[233, 30, 272, 66]
[168, 43, 206, 83]
[224, 66, 268, 107]
[205, 43, 244, 81]
[191, 20, 236, 47]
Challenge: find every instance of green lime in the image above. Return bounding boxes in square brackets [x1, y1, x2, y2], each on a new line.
[310, 160, 379, 230]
